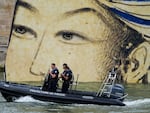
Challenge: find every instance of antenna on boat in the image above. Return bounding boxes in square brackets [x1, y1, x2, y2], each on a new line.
[74, 74, 79, 90]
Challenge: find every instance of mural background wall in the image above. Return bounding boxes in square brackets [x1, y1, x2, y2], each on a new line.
[0, 0, 150, 84]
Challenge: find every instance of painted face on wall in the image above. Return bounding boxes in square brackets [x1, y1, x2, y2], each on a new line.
[5, 0, 149, 83]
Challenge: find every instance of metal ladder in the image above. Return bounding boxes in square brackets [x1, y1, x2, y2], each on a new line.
[96, 69, 117, 97]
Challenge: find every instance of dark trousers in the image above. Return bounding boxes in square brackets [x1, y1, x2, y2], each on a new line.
[42, 78, 58, 92]
[48, 79, 57, 92]
[42, 75, 50, 91]
[62, 81, 70, 93]
[42, 80, 49, 91]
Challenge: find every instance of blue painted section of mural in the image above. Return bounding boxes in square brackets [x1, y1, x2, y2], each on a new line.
[112, 0, 150, 1]
[122, 0, 150, 1]
[109, 8, 150, 26]
[108, 0, 150, 28]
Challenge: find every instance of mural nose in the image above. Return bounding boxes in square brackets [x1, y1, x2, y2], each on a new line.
[29, 32, 49, 76]
[29, 61, 44, 76]
[29, 48, 50, 76]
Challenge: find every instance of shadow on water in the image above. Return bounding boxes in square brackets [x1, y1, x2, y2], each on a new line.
[125, 84, 150, 99]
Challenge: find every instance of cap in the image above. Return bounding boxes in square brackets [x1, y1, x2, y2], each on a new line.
[99, 0, 150, 39]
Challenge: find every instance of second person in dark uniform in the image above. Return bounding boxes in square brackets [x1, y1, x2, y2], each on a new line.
[60, 63, 72, 93]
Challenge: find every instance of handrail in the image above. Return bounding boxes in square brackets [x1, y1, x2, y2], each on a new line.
[96, 68, 117, 97]
[117, 94, 128, 100]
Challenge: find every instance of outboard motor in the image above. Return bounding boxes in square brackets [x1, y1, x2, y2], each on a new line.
[111, 84, 125, 100]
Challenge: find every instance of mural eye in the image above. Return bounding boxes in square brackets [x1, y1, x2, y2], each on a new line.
[62, 33, 73, 40]
[12, 24, 37, 39]
[15, 26, 27, 34]
[56, 31, 89, 45]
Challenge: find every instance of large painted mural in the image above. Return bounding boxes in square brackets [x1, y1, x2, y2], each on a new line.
[5, 0, 150, 83]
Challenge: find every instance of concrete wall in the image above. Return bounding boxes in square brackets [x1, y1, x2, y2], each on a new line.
[0, 0, 16, 38]
[0, 0, 16, 67]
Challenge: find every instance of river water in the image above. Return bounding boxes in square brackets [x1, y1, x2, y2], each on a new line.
[0, 83, 149, 113]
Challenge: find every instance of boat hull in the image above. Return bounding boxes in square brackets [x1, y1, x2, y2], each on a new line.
[0, 81, 125, 106]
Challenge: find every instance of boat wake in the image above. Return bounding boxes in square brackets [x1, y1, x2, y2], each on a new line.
[124, 98, 150, 106]
[14, 96, 150, 108]
[15, 96, 44, 103]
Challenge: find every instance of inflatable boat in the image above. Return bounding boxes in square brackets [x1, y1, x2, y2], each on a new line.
[0, 69, 127, 106]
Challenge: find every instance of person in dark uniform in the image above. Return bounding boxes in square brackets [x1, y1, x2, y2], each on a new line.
[60, 63, 72, 93]
[49, 63, 59, 92]
[42, 63, 59, 92]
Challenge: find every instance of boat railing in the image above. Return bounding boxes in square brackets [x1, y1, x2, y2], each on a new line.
[96, 68, 117, 97]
